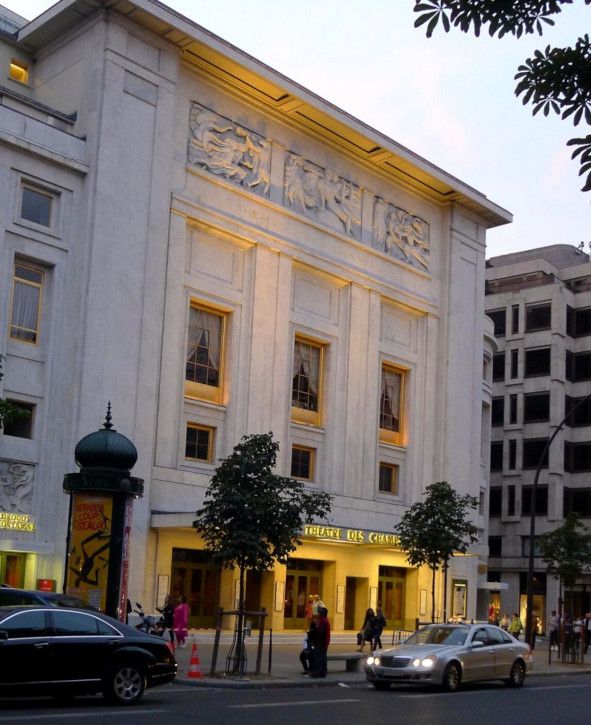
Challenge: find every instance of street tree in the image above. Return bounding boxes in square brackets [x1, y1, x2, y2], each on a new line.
[538, 512, 591, 616]
[0, 354, 27, 429]
[395, 481, 479, 622]
[413, 1, 591, 191]
[193, 432, 332, 674]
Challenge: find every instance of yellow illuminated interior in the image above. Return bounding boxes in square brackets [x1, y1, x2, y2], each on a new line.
[9, 60, 28, 85]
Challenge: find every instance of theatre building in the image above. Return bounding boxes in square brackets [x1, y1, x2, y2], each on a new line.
[0, 0, 510, 629]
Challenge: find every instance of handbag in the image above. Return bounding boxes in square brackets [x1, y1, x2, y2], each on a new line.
[356, 631, 363, 646]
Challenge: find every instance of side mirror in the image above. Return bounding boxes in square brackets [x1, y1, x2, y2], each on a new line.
[471, 640, 485, 649]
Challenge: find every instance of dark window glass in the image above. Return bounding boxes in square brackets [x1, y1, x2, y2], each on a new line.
[2, 401, 34, 438]
[509, 394, 518, 424]
[491, 397, 504, 427]
[511, 349, 519, 378]
[52, 611, 101, 636]
[525, 303, 551, 331]
[489, 486, 502, 516]
[291, 447, 313, 480]
[508, 440, 516, 470]
[21, 187, 52, 227]
[565, 396, 591, 427]
[492, 353, 505, 381]
[522, 438, 549, 469]
[512, 305, 519, 334]
[488, 309, 506, 337]
[575, 352, 591, 381]
[564, 488, 591, 517]
[524, 347, 551, 377]
[0, 610, 48, 638]
[378, 462, 398, 494]
[490, 442, 503, 471]
[507, 484, 516, 515]
[567, 306, 591, 338]
[185, 426, 212, 462]
[523, 392, 550, 423]
[488, 536, 502, 557]
[521, 537, 543, 557]
[521, 485, 548, 516]
[567, 306, 575, 337]
[564, 442, 591, 473]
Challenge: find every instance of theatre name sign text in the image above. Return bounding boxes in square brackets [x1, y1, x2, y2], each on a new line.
[304, 524, 398, 546]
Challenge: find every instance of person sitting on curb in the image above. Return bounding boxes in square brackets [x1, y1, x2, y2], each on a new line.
[300, 620, 317, 674]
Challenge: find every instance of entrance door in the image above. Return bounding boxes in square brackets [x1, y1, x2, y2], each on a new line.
[171, 548, 220, 628]
[245, 571, 262, 614]
[379, 566, 405, 629]
[284, 558, 322, 630]
[0, 553, 26, 587]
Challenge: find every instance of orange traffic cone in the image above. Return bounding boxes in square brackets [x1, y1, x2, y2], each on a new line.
[187, 642, 204, 679]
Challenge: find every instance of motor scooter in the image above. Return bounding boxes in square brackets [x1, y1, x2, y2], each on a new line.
[134, 602, 166, 636]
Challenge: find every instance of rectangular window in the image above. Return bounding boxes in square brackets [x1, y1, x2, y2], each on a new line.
[9, 59, 28, 84]
[488, 309, 506, 337]
[508, 440, 517, 470]
[20, 186, 52, 227]
[521, 486, 548, 516]
[291, 338, 323, 425]
[9, 263, 44, 344]
[291, 445, 315, 481]
[379, 364, 405, 446]
[564, 488, 591, 517]
[185, 305, 225, 403]
[509, 394, 518, 424]
[185, 424, 214, 463]
[507, 484, 516, 515]
[378, 462, 399, 495]
[523, 392, 550, 423]
[491, 397, 504, 427]
[567, 306, 591, 338]
[524, 347, 551, 377]
[565, 395, 591, 427]
[564, 442, 591, 473]
[522, 438, 549, 469]
[489, 487, 502, 516]
[525, 303, 551, 332]
[1, 401, 34, 438]
[490, 441, 503, 472]
[510, 349, 519, 379]
[511, 305, 519, 335]
[521, 536, 542, 557]
[565, 350, 591, 381]
[492, 353, 505, 382]
[488, 536, 502, 557]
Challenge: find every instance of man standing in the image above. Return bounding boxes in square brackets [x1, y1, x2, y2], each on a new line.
[548, 610, 559, 650]
[509, 612, 523, 640]
[311, 607, 331, 678]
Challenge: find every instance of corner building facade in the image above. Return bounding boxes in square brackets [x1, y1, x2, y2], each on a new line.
[0, 0, 510, 630]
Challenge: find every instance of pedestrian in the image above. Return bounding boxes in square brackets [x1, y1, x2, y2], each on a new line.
[548, 610, 559, 650]
[173, 595, 189, 647]
[585, 611, 591, 654]
[499, 612, 510, 631]
[357, 608, 376, 652]
[530, 613, 539, 650]
[509, 612, 523, 640]
[305, 595, 314, 627]
[157, 594, 176, 644]
[310, 607, 330, 678]
[373, 606, 387, 650]
[312, 594, 325, 618]
[300, 620, 317, 674]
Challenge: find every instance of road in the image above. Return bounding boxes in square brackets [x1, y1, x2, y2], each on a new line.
[0, 676, 590, 725]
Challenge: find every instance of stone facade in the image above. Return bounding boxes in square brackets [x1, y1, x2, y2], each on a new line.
[0, 0, 509, 629]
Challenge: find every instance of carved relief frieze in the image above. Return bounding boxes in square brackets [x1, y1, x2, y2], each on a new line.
[284, 153, 361, 240]
[373, 198, 430, 271]
[0, 461, 34, 514]
[188, 102, 271, 196]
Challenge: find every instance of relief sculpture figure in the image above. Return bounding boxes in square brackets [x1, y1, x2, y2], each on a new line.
[373, 198, 430, 270]
[284, 153, 361, 239]
[187, 103, 270, 196]
[0, 462, 34, 514]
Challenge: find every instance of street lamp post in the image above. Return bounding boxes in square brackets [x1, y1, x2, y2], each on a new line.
[524, 392, 591, 646]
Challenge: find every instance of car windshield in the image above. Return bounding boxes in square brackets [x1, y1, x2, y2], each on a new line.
[403, 625, 469, 646]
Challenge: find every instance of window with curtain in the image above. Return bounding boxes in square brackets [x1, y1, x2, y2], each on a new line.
[185, 306, 224, 401]
[291, 338, 322, 424]
[9, 263, 44, 344]
[379, 365, 405, 445]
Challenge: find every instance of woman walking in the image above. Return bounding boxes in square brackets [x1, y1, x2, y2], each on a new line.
[357, 608, 376, 652]
[174, 595, 189, 647]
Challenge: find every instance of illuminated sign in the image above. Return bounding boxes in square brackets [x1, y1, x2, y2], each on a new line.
[303, 524, 398, 546]
[0, 512, 35, 532]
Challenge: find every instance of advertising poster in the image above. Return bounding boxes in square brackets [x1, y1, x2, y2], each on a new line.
[66, 493, 112, 611]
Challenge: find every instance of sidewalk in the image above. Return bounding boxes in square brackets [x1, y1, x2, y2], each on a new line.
[172, 630, 591, 689]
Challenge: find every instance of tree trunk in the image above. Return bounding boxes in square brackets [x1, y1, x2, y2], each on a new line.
[443, 561, 449, 623]
[431, 568, 436, 623]
[233, 566, 246, 675]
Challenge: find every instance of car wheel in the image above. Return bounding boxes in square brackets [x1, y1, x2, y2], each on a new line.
[506, 660, 525, 688]
[104, 663, 146, 705]
[372, 681, 391, 690]
[442, 662, 461, 692]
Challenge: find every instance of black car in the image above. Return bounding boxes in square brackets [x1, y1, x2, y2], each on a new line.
[0, 606, 177, 704]
[0, 587, 95, 609]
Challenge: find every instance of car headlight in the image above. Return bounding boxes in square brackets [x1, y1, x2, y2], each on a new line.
[412, 656, 436, 668]
[367, 656, 380, 666]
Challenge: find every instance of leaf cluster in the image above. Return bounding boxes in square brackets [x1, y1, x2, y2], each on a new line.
[394, 481, 479, 571]
[538, 512, 591, 587]
[193, 432, 332, 573]
[413, 1, 591, 191]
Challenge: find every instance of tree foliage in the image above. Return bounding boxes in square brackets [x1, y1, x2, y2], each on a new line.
[413, 1, 591, 191]
[0, 354, 27, 429]
[395, 481, 479, 620]
[538, 512, 591, 589]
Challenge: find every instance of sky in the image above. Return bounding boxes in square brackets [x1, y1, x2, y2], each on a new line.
[4, 0, 590, 259]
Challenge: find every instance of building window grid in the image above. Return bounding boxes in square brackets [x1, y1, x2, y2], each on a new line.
[509, 394, 518, 424]
[185, 424, 214, 463]
[378, 462, 399, 495]
[292, 340, 321, 413]
[20, 186, 52, 228]
[379, 365, 405, 445]
[291, 445, 315, 481]
[510, 349, 519, 379]
[186, 307, 223, 388]
[1, 401, 34, 438]
[9, 263, 44, 344]
[511, 305, 519, 335]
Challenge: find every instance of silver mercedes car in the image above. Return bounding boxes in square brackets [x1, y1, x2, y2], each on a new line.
[365, 623, 534, 692]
